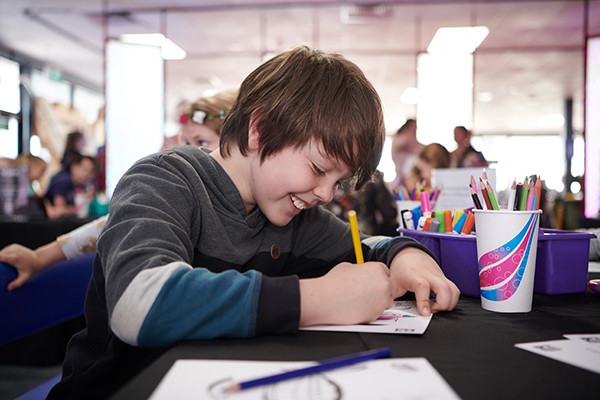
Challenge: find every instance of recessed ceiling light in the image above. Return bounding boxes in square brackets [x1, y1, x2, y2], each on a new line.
[119, 33, 186, 60]
[476, 91, 494, 103]
[427, 26, 489, 54]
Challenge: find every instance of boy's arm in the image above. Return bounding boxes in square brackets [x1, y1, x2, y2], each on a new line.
[100, 152, 288, 346]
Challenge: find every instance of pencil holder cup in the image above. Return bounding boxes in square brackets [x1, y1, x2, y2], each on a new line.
[474, 209, 542, 313]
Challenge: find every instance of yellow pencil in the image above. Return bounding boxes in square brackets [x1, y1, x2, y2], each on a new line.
[347, 210, 364, 264]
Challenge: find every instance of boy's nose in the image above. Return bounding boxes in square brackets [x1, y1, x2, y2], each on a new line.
[313, 182, 336, 204]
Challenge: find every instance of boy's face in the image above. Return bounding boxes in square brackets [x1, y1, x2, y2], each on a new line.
[248, 139, 353, 227]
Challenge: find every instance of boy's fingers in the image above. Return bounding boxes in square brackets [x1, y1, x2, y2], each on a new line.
[413, 284, 432, 316]
[431, 281, 460, 312]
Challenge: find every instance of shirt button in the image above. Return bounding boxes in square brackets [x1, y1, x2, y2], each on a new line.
[270, 245, 281, 260]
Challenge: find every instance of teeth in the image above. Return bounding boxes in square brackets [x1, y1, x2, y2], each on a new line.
[291, 195, 307, 210]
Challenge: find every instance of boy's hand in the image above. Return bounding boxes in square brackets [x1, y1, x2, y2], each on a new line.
[299, 262, 396, 327]
[390, 247, 460, 316]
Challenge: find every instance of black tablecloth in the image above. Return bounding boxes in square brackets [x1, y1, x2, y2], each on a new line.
[111, 274, 600, 400]
[0, 217, 95, 249]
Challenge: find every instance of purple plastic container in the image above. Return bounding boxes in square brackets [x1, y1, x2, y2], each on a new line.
[397, 228, 596, 297]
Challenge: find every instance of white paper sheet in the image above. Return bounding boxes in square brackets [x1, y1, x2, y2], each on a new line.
[149, 357, 460, 400]
[431, 167, 496, 211]
[300, 300, 432, 334]
[514, 333, 600, 374]
[588, 261, 600, 273]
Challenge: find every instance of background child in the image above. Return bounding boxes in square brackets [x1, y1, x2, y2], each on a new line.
[47, 46, 459, 399]
[0, 90, 237, 291]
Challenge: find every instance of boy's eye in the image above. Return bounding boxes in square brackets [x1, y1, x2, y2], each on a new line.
[312, 164, 326, 176]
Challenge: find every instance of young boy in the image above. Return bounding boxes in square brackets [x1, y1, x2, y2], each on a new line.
[48, 46, 459, 399]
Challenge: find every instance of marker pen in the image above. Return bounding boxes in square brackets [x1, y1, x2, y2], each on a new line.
[434, 210, 445, 232]
[411, 206, 422, 228]
[429, 218, 441, 232]
[443, 210, 452, 233]
[420, 191, 432, 218]
[452, 213, 468, 234]
[452, 209, 464, 226]
[422, 217, 432, 231]
[416, 216, 427, 231]
[461, 213, 475, 234]
[402, 210, 415, 230]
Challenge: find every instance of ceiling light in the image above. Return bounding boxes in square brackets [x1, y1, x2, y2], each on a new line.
[427, 26, 489, 55]
[476, 91, 494, 103]
[340, 4, 392, 24]
[119, 33, 186, 60]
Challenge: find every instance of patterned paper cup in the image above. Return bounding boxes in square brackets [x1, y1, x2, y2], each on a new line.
[474, 209, 542, 313]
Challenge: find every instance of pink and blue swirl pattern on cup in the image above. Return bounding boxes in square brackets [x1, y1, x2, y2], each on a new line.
[478, 213, 538, 301]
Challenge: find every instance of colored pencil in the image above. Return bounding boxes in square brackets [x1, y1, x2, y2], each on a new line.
[470, 175, 478, 191]
[480, 178, 493, 210]
[514, 183, 523, 211]
[470, 186, 483, 209]
[347, 210, 364, 264]
[507, 179, 516, 211]
[526, 184, 535, 211]
[226, 347, 392, 392]
[519, 178, 529, 211]
[485, 180, 499, 210]
[535, 177, 542, 210]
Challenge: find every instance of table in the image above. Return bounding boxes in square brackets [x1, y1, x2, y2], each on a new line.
[111, 272, 600, 400]
[0, 217, 95, 249]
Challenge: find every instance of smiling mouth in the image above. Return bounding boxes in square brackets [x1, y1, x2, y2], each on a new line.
[290, 195, 307, 210]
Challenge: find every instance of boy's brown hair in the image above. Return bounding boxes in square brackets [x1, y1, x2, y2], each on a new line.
[219, 46, 385, 190]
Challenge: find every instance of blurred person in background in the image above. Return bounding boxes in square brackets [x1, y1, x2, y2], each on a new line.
[450, 125, 488, 168]
[44, 154, 96, 219]
[391, 118, 424, 187]
[404, 143, 451, 193]
[0, 89, 238, 290]
[61, 131, 86, 170]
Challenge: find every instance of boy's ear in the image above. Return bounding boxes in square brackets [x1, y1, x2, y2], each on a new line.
[248, 112, 261, 151]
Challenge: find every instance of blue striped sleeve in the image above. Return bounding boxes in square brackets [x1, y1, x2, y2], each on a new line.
[110, 263, 262, 347]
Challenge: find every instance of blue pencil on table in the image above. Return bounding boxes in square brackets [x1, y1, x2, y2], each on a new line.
[225, 347, 392, 392]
